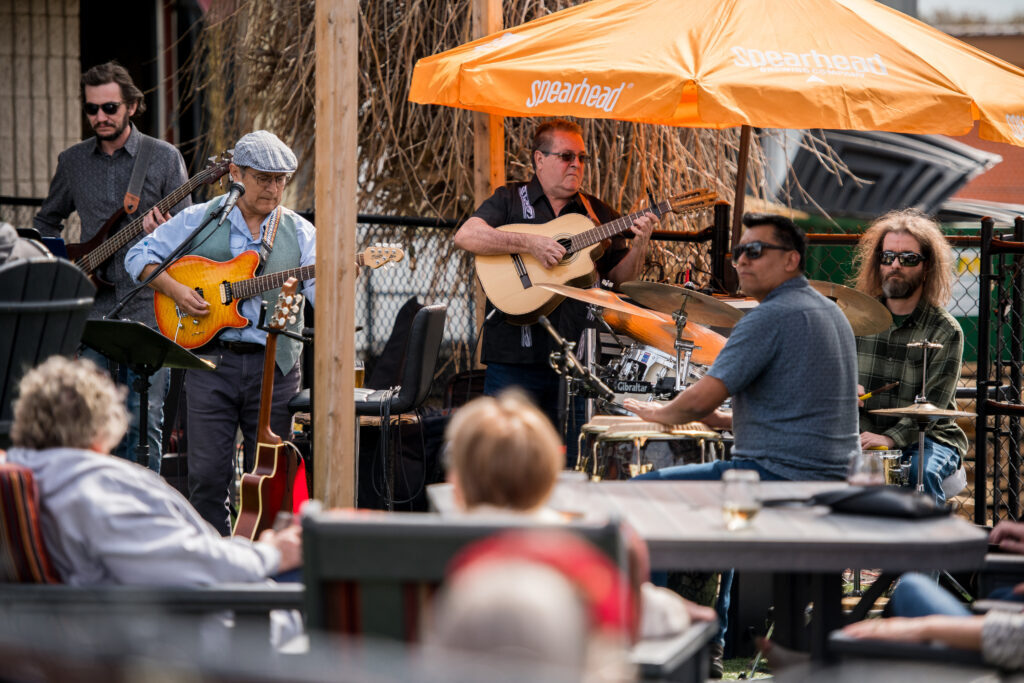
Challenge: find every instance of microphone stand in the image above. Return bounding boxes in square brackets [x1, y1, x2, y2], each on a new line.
[538, 315, 616, 403]
[106, 204, 225, 321]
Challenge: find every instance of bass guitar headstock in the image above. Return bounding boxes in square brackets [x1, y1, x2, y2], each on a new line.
[203, 151, 233, 186]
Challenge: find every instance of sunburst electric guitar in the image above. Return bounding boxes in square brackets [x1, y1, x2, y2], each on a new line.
[66, 153, 232, 288]
[232, 280, 303, 541]
[475, 189, 717, 323]
[154, 243, 404, 349]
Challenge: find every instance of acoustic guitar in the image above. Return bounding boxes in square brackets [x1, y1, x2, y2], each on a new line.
[66, 153, 232, 288]
[474, 189, 717, 323]
[154, 243, 404, 349]
[232, 279, 304, 541]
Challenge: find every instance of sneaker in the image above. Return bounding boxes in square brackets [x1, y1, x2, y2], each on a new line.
[708, 642, 724, 679]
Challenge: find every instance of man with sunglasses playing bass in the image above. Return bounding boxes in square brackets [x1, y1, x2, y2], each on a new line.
[34, 61, 190, 473]
[852, 209, 967, 506]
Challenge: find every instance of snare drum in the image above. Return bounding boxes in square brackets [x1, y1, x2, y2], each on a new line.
[590, 421, 724, 481]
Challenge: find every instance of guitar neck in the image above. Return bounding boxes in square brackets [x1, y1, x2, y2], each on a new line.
[257, 337, 283, 445]
[86, 167, 220, 268]
[567, 199, 673, 254]
[233, 265, 315, 300]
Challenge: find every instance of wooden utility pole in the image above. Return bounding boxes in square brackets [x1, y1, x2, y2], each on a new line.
[314, 0, 358, 506]
[471, 0, 504, 363]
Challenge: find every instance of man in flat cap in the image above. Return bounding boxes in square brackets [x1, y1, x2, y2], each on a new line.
[126, 130, 315, 535]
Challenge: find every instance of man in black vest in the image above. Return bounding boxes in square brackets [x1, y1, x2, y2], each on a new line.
[35, 61, 190, 473]
[126, 130, 315, 535]
[454, 119, 658, 459]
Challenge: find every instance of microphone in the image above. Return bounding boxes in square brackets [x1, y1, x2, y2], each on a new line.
[217, 182, 246, 226]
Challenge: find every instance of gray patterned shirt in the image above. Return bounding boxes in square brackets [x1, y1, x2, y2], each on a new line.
[34, 124, 190, 324]
[708, 276, 861, 480]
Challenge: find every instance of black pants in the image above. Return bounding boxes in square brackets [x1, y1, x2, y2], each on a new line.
[185, 348, 300, 535]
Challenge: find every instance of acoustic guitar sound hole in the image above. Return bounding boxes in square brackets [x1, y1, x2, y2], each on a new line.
[557, 237, 573, 263]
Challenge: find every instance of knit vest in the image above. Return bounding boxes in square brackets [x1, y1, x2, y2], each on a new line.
[188, 197, 305, 373]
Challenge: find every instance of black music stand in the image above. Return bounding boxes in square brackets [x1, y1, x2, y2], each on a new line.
[82, 320, 215, 468]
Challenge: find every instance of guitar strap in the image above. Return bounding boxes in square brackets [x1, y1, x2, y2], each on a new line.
[576, 192, 601, 225]
[255, 207, 282, 274]
[123, 135, 156, 214]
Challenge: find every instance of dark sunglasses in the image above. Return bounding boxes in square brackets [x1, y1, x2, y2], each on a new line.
[83, 101, 123, 116]
[731, 241, 791, 263]
[540, 150, 590, 164]
[879, 250, 926, 267]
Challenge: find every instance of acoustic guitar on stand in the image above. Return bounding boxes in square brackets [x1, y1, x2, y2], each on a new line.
[475, 189, 716, 323]
[66, 153, 232, 288]
[233, 279, 304, 541]
[154, 243, 403, 349]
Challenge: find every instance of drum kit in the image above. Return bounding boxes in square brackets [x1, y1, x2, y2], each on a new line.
[539, 279, 974, 486]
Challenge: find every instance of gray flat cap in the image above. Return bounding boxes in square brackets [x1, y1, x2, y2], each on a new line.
[233, 130, 297, 173]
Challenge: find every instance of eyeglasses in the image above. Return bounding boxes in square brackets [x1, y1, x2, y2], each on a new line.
[540, 150, 590, 164]
[731, 241, 791, 264]
[83, 101, 124, 116]
[246, 171, 291, 189]
[879, 250, 926, 267]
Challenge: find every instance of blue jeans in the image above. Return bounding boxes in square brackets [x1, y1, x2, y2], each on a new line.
[637, 459, 788, 646]
[889, 572, 1024, 618]
[80, 347, 168, 473]
[484, 362, 585, 467]
[888, 572, 971, 617]
[901, 438, 960, 506]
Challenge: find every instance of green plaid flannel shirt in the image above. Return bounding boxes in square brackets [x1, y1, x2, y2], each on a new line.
[857, 300, 968, 457]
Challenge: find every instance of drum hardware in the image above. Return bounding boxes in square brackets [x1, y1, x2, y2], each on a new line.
[807, 280, 894, 336]
[538, 315, 616, 403]
[671, 305, 696, 394]
[869, 339, 975, 496]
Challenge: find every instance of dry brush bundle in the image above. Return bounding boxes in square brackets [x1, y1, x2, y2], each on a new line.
[186, 0, 795, 290]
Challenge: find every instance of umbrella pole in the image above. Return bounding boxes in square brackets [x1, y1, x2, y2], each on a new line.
[730, 125, 752, 249]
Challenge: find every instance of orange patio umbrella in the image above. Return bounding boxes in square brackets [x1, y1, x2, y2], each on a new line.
[409, 0, 1024, 146]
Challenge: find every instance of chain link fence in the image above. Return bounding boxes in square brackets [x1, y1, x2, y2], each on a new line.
[976, 218, 1024, 526]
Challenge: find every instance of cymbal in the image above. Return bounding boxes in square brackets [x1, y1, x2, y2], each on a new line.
[808, 280, 893, 336]
[602, 308, 726, 366]
[538, 284, 662, 321]
[870, 402, 975, 419]
[619, 281, 745, 328]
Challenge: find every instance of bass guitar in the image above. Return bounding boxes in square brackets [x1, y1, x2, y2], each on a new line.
[154, 243, 404, 349]
[474, 189, 717, 323]
[66, 153, 232, 288]
[233, 279, 304, 541]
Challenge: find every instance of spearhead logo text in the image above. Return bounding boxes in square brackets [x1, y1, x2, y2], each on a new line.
[525, 77, 628, 113]
[732, 46, 889, 77]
